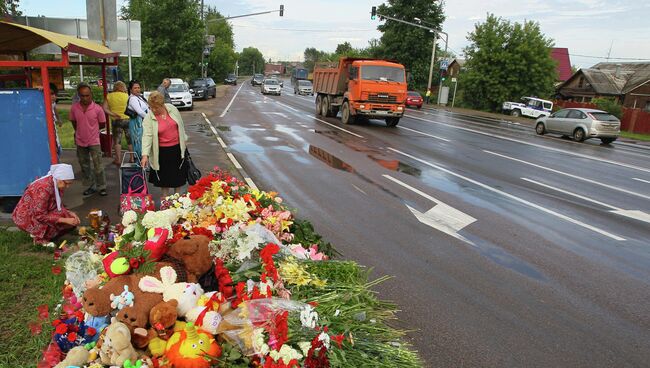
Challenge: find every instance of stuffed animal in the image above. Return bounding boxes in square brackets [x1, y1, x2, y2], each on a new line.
[167, 235, 213, 283]
[164, 322, 221, 368]
[185, 291, 225, 335]
[99, 321, 138, 366]
[139, 266, 204, 317]
[147, 300, 179, 357]
[110, 285, 135, 310]
[53, 346, 89, 368]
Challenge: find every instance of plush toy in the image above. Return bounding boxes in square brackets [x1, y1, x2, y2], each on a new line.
[139, 266, 204, 317]
[110, 285, 135, 310]
[167, 235, 214, 283]
[102, 251, 131, 278]
[99, 321, 139, 366]
[144, 228, 170, 261]
[53, 346, 89, 368]
[164, 322, 221, 368]
[146, 300, 179, 357]
[82, 275, 140, 317]
[185, 291, 225, 334]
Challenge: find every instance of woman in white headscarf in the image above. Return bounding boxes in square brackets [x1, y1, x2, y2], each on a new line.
[12, 164, 80, 244]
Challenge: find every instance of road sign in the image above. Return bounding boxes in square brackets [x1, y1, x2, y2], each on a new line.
[205, 35, 215, 47]
[451, 77, 457, 82]
[86, 0, 117, 42]
[439, 59, 449, 71]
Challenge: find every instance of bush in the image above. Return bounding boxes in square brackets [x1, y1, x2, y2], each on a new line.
[592, 97, 622, 119]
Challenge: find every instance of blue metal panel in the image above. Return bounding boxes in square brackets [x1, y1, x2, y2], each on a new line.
[0, 89, 52, 196]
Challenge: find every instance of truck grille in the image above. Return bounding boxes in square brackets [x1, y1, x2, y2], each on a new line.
[367, 93, 397, 103]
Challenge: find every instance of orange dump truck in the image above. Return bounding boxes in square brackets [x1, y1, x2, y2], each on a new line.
[313, 57, 407, 126]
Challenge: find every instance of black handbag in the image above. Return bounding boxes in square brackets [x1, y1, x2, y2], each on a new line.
[184, 149, 201, 185]
[125, 95, 146, 119]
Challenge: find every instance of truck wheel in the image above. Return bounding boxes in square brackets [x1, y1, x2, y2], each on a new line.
[386, 117, 400, 127]
[510, 109, 521, 117]
[341, 101, 355, 125]
[315, 95, 323, 116]
[321, 96, 331, 117]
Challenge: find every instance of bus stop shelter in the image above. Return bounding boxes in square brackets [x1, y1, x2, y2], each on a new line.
[0, 20, 120, 196]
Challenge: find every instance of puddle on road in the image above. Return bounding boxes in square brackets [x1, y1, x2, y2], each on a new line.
[229, 142, 264, 153]
[264, 136, 281, 142]
[275, 145, 297, 152]
[309, 145, 355, 173]
[367, 154, 422, 177]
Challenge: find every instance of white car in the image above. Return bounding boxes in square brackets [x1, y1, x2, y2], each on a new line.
[502, 97, 552, 118]
[168, 78, 193, 110]
[261, 79, 281, 95]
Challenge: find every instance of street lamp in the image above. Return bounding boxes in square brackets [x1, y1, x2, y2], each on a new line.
[414, 17, 448, 104]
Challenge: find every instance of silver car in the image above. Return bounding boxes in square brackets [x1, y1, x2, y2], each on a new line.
[261, 79, 281, 95]
[535, 108, 620, 144]
[294, 80, 313, 95]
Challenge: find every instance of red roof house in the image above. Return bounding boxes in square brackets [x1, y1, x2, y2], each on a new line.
[551, 48, 572, 82]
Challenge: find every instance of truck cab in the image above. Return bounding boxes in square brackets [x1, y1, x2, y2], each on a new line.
[313, 58, 407, 126]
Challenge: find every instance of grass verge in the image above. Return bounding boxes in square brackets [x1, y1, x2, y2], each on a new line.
[620, 131, 650, 142]
[0, 228, 65, 367]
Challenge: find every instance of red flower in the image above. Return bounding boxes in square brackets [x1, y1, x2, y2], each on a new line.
[66, 332, 77, 342]
[265, 310, 288, 350]
[260, 243, 280, 282]
[331, 334, 345, 349]
[55, 323, 68, 335]
[129, 257, 141, 269]
[51, 266, 61, 275]
[51, 319, 61, 327]
[214, 258, 234, 299]
[192, 227, 214, 239]
[37, 304, 49, 321]
[86, 327, 96, 336]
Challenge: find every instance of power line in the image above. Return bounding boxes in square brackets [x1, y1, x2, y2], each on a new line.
[569, 53, 649, 61]
[231, 24, 376, 33]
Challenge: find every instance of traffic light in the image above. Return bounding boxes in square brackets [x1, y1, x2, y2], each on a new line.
[279, 5, 284, 16]
[440, 69, 447, 82]
[371, 6, 376, 20]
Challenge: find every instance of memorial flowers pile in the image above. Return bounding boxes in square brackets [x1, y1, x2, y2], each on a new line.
[36, 168, 422, 367]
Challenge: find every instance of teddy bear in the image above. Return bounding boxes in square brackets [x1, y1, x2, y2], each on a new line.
[167, 235, 214, 283]
[54, 346, 89, 368]
[139, 266, 205, 317]
[145, 299, 179, 357]
[99, 321, 139, 366]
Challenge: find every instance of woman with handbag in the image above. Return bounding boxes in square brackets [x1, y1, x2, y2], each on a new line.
[140, 91, 189, 201]
[126, 80, 149, 161]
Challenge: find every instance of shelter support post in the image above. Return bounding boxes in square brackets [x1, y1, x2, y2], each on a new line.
[101, 63, 111, 157]
[40, 68, 58, 164]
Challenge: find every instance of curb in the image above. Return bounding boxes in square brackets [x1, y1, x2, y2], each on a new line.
[200, 112, 259, 191]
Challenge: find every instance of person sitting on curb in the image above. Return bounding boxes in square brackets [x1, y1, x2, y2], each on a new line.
[12, 164, 80, 244]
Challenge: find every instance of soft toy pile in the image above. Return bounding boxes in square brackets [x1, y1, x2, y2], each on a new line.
[38, 168, 422, 368]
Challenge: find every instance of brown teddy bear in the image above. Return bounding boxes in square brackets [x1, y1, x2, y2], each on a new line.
[146, 299, 179, 356]
[167, 235, 213, 283]
[82, 274, 142, 316]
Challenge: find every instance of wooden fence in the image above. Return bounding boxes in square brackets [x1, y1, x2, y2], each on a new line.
[553, 100, 650, 134]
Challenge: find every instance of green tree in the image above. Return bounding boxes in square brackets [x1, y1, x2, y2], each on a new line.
[303, 47, 329, 72]
[335, 42, 353, 55]
[462, 14, 557, 111]
[376, 0, 445, 88]
[238, 47, 265, 75]
[1, 0, 21, 16]
[120, 0, 203, 86]
[205, 7, 237, 80]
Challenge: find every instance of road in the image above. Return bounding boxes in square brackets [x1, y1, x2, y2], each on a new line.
[210, 80, 650, 367]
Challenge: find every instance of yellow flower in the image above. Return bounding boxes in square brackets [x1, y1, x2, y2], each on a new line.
[279, 258, 326, 288]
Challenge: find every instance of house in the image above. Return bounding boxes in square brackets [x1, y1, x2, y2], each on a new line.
[447, 58, 465, 77]
[555, 62, 650, 110]
[551, 48, 572, 82]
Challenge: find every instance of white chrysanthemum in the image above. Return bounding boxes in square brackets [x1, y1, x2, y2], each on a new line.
[121, 210, 138, 226]
[252, 328, 269, 355]
[298, 341, 311, 356]
[318, 332, 330, 349]
[299, 305, 319, 329]
[269, 345, 302, 364]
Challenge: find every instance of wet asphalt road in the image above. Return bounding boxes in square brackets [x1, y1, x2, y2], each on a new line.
[211, 81, 650, 367]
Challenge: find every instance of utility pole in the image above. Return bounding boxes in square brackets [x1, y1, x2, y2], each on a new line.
[427, 36, 436, 97]
[200, 0, 206, 78]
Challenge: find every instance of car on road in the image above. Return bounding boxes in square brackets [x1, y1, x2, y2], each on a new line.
[535, 108, 620, 144]
[405, 91, 423, 109]
[251, 74, 265, 86]
[268, 74, 284, 88]
[168, 79, 193, 110]
[190, 78, 216, 100]
[224, 73, 237, 85]
[503, 97, 553, 118]
[261, 78, 281, 95]
[294, 80, 313, 95]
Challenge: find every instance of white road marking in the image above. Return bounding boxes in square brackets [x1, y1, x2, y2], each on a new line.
[276, 101, 298, 111]
[202, 114, 220, 137]
[352, 184, 367, 195]
[522, 177, 650, 224]
[633, 177, 650, 184]
[405, 114, 650, 174]
[306, 114, 365, 138]
[399, 126, 450, 142]
[219, 83, 245, 118]
[216, 137, 227, 149]
[383, 174, 476, 243]
[226, 152, 243, 169]
[485, 150, 650, 201]
[389, 147, 626, 241]
[244, 177, 259, 191]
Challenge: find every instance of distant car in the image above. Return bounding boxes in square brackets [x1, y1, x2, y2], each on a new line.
[268, 74, 284, 88]
[251, 74, 265, 86]
[261, 79, 281, 95]
[405, 91, 423, 109]
[503, 97, 553, 118]
[535, 108, 620, 144]
[294, 80, 313, 95]
[190, 78, 216, 100]
[167, 79, 193, 110]
[224, 73, 237, 85]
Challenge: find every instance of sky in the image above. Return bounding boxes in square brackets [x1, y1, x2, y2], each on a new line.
[18, 0, 650, 69]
